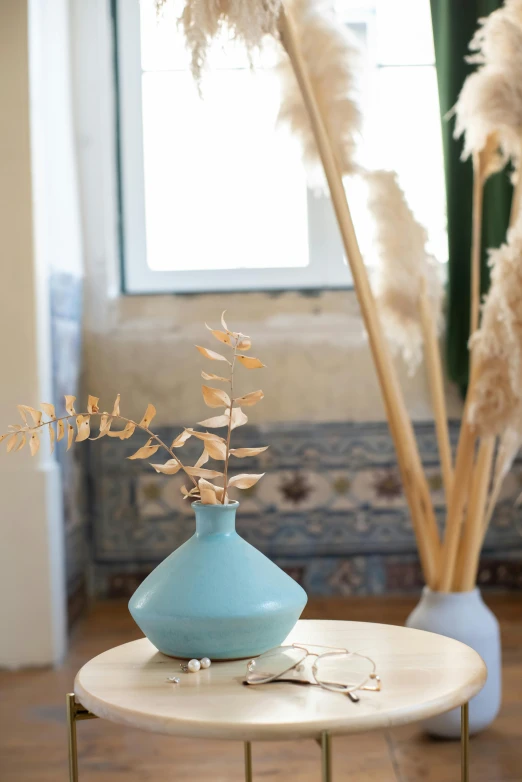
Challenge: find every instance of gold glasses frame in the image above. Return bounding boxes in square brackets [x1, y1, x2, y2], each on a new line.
[244, 642, 381, 701]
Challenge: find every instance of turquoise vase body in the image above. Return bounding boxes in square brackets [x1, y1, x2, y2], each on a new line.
[129, 501, 307, 659]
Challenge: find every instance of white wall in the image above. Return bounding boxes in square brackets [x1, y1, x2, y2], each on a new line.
[0, 0, 83, 668]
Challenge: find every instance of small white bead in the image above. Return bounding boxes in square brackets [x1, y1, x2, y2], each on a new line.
[187, 658, 201, 673]
[200, 657, 211, 669]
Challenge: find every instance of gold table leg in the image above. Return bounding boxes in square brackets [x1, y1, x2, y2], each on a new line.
[66, 694, 79, 782]
[321, 731, 332, 782]
[244, 741, 253, 782]
[65, 692, 468, 782]
[66, 693, 98, 782]
[461, 702, 469, 782]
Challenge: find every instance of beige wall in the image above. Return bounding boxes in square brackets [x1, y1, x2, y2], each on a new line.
[82, 287, 462, 428]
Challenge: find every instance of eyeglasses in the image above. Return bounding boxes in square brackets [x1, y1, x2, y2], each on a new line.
[244, 643, 381, 702]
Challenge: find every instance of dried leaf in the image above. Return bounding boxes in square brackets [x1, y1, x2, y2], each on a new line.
[29, 432, 40, 456]
[236, 355, 265, 369]
[172, 430, 192, 448]
[235, 390, 264, 407]
[205, 482, 225, 502]
[57, 419, 65, 442]
[237, 336, 252, 351]
[201, 371, 229, 382]
[195, 449, 210, 468]
[198, 478, 219, 504]
[230, 446, 269, 458]
[8, 424, 22, 432]
[0, 433, 10, 444]
[67, 423, 74, 451]
[185, 428, 225, 443]
[228, 473, 265, 489]
[15, 432, 26, 452]
[121, 422, 136, 440]
[87, 395, 100, 414]
[75, 415, 91, 443]
[202, 385, 231, 408]
[150, 459, 181, 475]
[107, 421, 136, 440]
[197, 414, 230, 428]
[17, 405, 28, 424]
[196, 345, 230, 363]
[231, 407, 248, 430]
[21, 406, 42, 426]
[139, 403, 156, 428]
[205, 324, 233, 346]
[40, 402, 56, 420]
[221, 311, 230, 332]
[49, 425, 55, 454]
[184, 467, 224, 478]
[128, 442, 161, 460]
[65, 395, 76, 416]
[90, 414, 112, 441]
[204, 438, 227, 460]
[112, 394, 121, 417]
[181, 485, 201, 499]
[6, 433, 18, 452]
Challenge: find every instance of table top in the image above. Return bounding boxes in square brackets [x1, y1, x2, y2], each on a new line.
[74, 619, 487, 741]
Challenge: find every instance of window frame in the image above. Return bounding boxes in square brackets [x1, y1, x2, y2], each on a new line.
[115, 0, 353, 294]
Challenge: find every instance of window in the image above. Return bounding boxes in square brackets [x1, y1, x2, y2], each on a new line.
[116, 0, 447, 294]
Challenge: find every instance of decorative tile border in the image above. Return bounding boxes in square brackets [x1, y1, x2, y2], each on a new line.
[83, 420, 522, 597]
[50, 271, 86, 618]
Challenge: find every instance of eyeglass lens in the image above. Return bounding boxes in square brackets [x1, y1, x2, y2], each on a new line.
[314, 652, 374, 691]
[245, 647, 308, 683]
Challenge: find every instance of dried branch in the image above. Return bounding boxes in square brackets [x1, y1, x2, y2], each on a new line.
[195, 311, 268, 504]
[1, 397, 198, 489]
[2, 314, 269, 506]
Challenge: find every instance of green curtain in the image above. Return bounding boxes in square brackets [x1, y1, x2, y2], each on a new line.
[430, 0, 512, 395]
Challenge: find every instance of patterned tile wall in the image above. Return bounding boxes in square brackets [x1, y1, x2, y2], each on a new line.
[50, 272, 86, 622]
[83, 421, 522, 597]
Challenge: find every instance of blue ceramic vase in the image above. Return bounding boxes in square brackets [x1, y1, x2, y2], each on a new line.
[129, 501, 307, 659]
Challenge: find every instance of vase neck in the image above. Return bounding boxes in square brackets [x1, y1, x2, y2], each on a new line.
[194, 503, 238, 537]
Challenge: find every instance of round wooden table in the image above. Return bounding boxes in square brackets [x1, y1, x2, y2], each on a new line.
[69, 619, 487, 781]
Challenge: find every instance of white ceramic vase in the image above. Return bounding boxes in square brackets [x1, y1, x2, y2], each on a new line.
[406, 587, 501, 738]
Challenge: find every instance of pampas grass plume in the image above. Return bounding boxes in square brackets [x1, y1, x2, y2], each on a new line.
[468, 0, 522, 68]
[365, 170, 443, 374]
[277, 0, 361, 186]
[469, 216, 522, 436]
[454, 0, 522, 167]
[161, 0, 282, 83]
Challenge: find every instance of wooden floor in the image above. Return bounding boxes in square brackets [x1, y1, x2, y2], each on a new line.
[1, 596, 522, 781]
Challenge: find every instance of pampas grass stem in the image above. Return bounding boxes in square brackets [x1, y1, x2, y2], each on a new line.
[455, 436, 495, 591]
[439, 157, 488, 592]
[456, 153, 522, 586]
[483, 427, 521, 529]
[471, 152, 485, 335]
[278, 5, 440, 587]
[418, 278, 453, 501]
[449, 151, 488, 589]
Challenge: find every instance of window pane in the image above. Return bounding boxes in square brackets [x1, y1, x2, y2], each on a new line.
[374, 0, 435, 65]
[360, 65, 447, 265]
[140, 1, 272, 72]
[141, 70, 309, 272]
